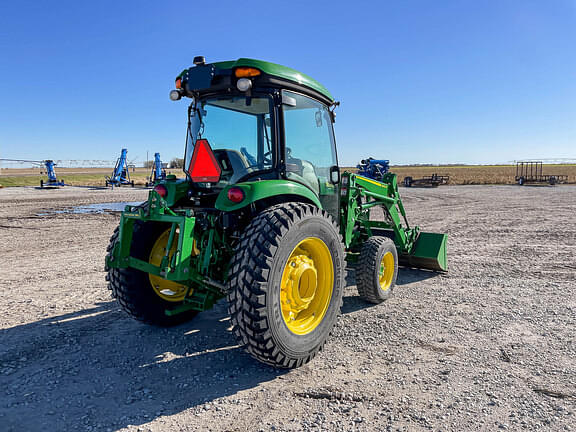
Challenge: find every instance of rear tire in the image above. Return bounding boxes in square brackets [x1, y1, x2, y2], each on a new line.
[356, 236, 398, 304]
[227, 203, 345, 368]
[106, 222, 198, 326]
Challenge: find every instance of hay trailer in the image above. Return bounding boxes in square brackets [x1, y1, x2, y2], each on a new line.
[515, 161, 568, 185]
[106, 57, 448, 369]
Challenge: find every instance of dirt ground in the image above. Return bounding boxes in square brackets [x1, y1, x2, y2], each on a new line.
[0, 184, 574, 432]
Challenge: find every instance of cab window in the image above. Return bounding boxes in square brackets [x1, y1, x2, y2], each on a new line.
[282, 91, 337, 195]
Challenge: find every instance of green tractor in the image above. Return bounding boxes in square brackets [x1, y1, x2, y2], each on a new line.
[105, 57, 447, 368]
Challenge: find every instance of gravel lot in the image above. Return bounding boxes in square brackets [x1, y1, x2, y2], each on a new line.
[0, 185, 574, 431]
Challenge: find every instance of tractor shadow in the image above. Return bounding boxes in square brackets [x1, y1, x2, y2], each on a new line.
[341, 265, 440, 314]
[0, 300, 287, 432]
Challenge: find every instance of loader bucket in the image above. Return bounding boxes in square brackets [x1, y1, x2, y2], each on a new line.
[405, 232, 448, 272]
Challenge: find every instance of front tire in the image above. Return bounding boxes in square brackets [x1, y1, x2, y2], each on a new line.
[227, 203, 345, 368]
[106, 222, 198, 326]
[356, 236, 398, 304]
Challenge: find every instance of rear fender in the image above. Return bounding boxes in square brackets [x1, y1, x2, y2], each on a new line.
[215, 180, 322, 212]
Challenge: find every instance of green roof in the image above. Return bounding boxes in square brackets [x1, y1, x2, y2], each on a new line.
[212, 58, 334, 102]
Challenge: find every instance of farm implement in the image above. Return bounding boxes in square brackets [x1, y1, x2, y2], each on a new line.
[403, 173, 449, 187]
[145, 153, 167, 187]
[515, 161, 568, 185]
[356, 158, 390, 179]
[39, 160, 66, 188]
[106, 149, 134, 188]
[0, 158, 66, 187]
[105, 57, 447, 368]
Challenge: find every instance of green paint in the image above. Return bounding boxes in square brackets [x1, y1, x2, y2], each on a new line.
[107, 59, 449, 322]
[215, 180, 323, 212]
[407, 232, 448, 272]
[177, 58, 334, 103]
[339, 171, 447, 272]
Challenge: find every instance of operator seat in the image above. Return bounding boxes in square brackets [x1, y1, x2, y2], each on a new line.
[286, 156, 320, 195]
[213, 149, 251, 182]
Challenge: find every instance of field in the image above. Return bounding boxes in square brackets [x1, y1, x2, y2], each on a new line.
[0, 185, 574, 431]
[347, 164, 576, 185]
[1, 164, 575, 187]
[0, 167, 178, 187]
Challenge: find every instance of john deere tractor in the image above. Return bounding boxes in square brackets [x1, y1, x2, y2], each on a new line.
[105, 57, 447, 368]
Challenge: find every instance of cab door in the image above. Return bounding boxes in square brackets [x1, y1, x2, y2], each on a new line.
[281, 90, 339, 219]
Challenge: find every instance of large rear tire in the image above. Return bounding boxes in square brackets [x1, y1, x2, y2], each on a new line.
[227, 203, 345, 368]
[356, 236, 398, 304]
[106, 222, 198, 326]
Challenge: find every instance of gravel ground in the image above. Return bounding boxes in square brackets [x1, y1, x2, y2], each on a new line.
[0, 185, 574, 431]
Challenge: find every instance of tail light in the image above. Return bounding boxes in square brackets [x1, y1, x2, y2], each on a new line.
[227, 187, 245, 203]
[153, 184, 168, 198]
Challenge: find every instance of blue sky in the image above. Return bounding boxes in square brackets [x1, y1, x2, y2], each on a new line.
[1, 0, 575, 166]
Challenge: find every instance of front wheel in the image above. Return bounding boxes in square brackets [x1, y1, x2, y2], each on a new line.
[106, 222, 198, 326]
[356, 236, 398, 304]
[227, 203, 345, 368]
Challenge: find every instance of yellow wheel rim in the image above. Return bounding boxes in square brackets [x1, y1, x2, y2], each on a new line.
[379, 251, 395, 291]
[280, 237, 333, 335]
[148, 229, 190, 302]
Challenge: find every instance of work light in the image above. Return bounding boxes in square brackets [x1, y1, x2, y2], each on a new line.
[236, 78, 252, 92]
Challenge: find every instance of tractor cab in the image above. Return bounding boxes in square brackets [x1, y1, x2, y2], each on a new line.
[174, 57, 340, 217]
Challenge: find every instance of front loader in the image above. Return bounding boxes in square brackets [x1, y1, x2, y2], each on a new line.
[105, 57, 447, 368]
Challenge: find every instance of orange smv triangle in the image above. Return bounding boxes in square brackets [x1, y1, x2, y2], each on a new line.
[188, 139, 222, 182]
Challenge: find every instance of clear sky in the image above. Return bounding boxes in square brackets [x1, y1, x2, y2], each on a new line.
[1, 0, 575, 166]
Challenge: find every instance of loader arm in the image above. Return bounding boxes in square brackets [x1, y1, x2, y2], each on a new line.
[340, 171, 447, 271]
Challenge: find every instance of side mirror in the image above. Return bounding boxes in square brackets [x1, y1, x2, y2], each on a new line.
[330, 165, 340, 184]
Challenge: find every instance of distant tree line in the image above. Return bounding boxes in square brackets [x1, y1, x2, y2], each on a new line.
[143, 158, 184, 169]
[170, 158, 184, 168]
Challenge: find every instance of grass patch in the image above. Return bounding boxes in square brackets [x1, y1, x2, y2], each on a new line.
[0, 173, 151, 187]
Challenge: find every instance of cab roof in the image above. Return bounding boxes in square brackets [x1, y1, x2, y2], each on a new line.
[177, 58, 334, 105]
